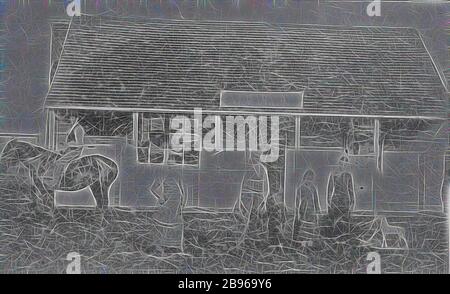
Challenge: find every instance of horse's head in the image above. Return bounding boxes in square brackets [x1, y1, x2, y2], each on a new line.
[0, 156, 7, 174]
[0, 139, 19, 173]
[0, 139, 50, 173]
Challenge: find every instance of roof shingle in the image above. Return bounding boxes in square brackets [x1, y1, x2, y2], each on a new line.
[45, 17, 448, 118]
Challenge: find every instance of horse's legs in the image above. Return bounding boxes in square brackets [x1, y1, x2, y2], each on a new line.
[90, 180, 108, 208]
[401, 234, 408, 249]
[29, 169, 42, 200]
[29, 168, 54, 214]
[90, 156, 117, 209]
[29, 168, 48, 196]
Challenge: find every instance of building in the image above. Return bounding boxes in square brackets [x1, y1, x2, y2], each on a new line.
[44, 16, 448, 212]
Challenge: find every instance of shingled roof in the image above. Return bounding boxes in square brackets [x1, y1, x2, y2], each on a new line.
[45, 16, 448, 119]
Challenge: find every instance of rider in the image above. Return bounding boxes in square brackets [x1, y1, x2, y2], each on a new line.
[66, 117, 85, 146]
[49, 117, 86, 189]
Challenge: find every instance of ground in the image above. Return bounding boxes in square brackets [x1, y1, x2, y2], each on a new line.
[0, 174, 447, 274]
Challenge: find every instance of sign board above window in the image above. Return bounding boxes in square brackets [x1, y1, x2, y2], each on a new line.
[220, 90, 304, 109]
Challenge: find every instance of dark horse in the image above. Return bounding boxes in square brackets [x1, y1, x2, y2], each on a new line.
[0, 139, 118, 208]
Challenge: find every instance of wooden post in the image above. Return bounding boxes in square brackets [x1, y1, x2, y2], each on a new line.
[132, 112, 139, 162]
[295, 116, 301, 149]
[132, 112, 139, 145]
[45, 109, 57, 150]
[374, 119, 382, 173]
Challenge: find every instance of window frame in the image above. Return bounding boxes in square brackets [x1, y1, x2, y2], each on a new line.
[137, 113, 200, 167]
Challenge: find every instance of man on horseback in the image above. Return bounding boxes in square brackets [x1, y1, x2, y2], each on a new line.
[44, 117, 86, 190]
[0, 116, 118, 209]
[66, 117, 86, 147]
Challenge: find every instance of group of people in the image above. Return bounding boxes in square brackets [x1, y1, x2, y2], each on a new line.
[293, 153, 356, 242]
[233, 150, 357, 244]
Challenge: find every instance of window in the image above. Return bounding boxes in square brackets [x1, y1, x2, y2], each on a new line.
[137, 114, 167, 164]
[380, 119, 436, 152]
[300, 117, 349, 148]
[300, 117, 375, 155]
[349, 118, 374, 155]
[168, 118, 200, 166]
[137, 114, 199, 166]
[220, 90, 303, 109]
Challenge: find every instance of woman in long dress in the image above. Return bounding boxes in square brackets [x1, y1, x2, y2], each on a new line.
[293, 169, 320, 241]
[326, 154, 356, 238]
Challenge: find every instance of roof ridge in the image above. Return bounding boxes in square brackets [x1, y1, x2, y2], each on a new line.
[53, 14, 418, 32]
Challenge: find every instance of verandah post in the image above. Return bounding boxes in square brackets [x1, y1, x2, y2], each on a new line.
[45, 109, 57, 150]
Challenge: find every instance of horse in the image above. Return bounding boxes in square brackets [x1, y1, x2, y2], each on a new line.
[365, 215, 408, 249]
[0, 139, 118, 208]
[377, 216, 408, 249]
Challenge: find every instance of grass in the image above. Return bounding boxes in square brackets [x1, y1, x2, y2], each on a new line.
[0, 174, 447, 273]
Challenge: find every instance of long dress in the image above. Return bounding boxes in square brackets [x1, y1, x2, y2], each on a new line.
[293, 182, 319, 241]
[326, 171, 355, 238]
[328, 172, 355, 214]
[151, 177, 185, 251]
[235, 160, 269, 222]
